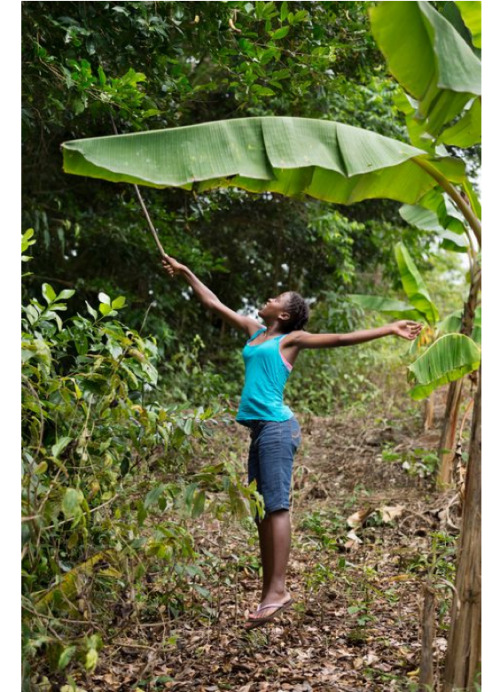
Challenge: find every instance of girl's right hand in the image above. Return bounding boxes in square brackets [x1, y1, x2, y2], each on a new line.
[162, 255, 185, 277]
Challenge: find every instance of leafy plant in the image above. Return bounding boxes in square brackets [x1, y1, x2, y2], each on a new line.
[21, 232, 262, 684]
[349, 241, 480, 401]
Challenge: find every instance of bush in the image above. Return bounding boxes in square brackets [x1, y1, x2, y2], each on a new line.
[21, 232, 261, 686]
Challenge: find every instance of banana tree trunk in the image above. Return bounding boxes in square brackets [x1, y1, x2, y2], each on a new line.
[424, 391, 435, 431]
[442, 368, 481, 691]
[437, 260, 480, 487]
[437, 379, 464, 487]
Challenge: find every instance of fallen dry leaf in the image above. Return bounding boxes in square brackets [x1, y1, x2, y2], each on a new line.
[347, 507, 375, 528]
[380, 504, 405, 522]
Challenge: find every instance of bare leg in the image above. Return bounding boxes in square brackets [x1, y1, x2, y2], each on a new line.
[248, 509, 292, 623]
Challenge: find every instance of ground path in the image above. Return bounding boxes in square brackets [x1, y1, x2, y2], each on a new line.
[91, 389, 463, 692]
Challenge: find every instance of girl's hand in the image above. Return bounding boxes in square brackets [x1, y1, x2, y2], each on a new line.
[391, 320, 423, 340]
[162, 255, 185, 277]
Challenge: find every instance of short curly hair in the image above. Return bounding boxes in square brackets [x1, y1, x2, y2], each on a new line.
[281, 291, 310, 333]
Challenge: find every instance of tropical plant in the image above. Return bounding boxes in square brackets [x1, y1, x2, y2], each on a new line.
[349, 240, 480, 424]
[369, 3, 482, 688]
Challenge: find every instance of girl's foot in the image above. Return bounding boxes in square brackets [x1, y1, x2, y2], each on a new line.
[245, 593, 293, 629]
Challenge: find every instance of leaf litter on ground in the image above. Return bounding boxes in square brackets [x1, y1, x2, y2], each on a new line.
[38, 387, 465, 692]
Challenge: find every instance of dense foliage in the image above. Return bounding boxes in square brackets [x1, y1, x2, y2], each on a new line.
[21, 231, 263, 684]
[22, 0, 438, 354]
[21, 2, 473, 687]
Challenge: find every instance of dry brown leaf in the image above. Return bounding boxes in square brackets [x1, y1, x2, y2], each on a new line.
[365, 651, 380, 665]
[347, 507, 375, 528]
[380, 504, 405, 522]
[345, 528, 363, 550]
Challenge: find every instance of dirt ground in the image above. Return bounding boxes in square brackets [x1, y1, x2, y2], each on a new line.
[73, 383, 471, 692]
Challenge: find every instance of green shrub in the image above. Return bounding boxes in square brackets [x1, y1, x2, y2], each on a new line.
[21, 231, 261, 685]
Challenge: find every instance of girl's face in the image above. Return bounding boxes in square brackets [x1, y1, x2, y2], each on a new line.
[258, 293, 290, 321]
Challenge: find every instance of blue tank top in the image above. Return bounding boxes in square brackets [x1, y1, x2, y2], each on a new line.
[236, 328, 294, 423]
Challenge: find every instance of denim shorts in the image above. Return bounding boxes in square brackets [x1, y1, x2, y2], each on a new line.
[241, 416, 302, 516]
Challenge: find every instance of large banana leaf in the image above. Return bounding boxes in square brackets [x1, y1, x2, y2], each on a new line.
[438, 98, 481, 148]
[369, 1, 481, 139]
[62, 117, 466, 205]
[394, 242, 440, 325]
[399, 203, 469, 253]
[348, 294, 422, 321]
[438, 307, 481, 344]
[407, 333, 481, 400]
[456, 1, 481, 49]
[405, 187, 474, 230]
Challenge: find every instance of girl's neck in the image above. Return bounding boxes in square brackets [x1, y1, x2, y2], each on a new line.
[262, 321, 284, 337]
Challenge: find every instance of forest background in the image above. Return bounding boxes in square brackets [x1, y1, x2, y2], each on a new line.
[10, 1, 497, 690]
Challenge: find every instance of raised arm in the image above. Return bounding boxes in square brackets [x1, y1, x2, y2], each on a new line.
[162, 256, 262, 337]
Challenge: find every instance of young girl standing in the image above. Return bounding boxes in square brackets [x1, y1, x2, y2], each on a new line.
[162, 255, 421, 630]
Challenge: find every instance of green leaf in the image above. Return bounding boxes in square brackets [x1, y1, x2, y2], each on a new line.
[271, 26, 290, 40]
[78, 373, 109, 394]
[192, 490, 206, 519]
[144, 484, 166, 510]
[61, 488, 84, 520]
[57, 289, 76, 301]
[98, 292, 111, 305]
[62, 117, 466, 206]
[438, 98, 481, 148]
[58, 645, 77, 670]
[400, 204, 444, 232]
[85, 648, 99, 672]
[369, 1, 481, 137]
[251, 85, 275, 97]
[280, 1, 289, 22]
[399, 203, 468, 252]
[99, 303, 113, 316]
[42, 283, 57, 305]
[51, 436, 72, 458]
[111, 296, 126, 309]
[408, 333, 481, 400]
[439, 229, 469, 253]
[438, 307, 481, 344]
[456, 1, 481, 48]
[22, 228, 36, 253]
[463, 178, 481, 220]
[394, 242, 439, 325]
[86, 301, 98, 319]
[259, 47, 280, 65]
[348, 294, 422, 321]
[289, 9, 309, 24]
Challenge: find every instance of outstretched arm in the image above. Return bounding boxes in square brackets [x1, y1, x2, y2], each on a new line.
[283, 321, 422, 353]
[162, 256, 262, 337]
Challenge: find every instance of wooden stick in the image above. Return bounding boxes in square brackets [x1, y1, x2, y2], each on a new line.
[110, 114, 167, 259]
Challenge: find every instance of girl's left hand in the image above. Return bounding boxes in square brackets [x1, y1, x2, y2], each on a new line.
[392, 320, 423, 340]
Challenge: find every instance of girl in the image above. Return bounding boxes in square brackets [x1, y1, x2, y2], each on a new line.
[162, 255, 421, 630]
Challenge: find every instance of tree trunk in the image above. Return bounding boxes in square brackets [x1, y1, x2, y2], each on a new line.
[437, 379, 464, 488]
[424, 391, 435, 432]
[437, 261, 480, 488]
[419, 581, 436, 691]
[442, 369, 481, 691]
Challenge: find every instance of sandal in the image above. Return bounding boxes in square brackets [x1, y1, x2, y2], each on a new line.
[244, 598, 294, 630]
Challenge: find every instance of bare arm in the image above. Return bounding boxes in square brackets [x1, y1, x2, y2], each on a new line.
[294, 322, 422, 348]
[281, 321, 422, 364]
[162, 256, 262, 337]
